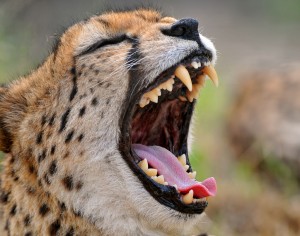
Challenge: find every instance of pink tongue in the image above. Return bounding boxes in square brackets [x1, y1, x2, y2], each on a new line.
[132, 144, 217, 198]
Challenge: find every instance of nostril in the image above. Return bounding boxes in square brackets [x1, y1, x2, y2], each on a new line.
[170, 25, 187, 37]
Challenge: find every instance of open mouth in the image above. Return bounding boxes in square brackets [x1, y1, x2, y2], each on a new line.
[119, 51, 218, 214]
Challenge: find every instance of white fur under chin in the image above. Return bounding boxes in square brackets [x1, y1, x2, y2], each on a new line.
[71, 150, 211, 236]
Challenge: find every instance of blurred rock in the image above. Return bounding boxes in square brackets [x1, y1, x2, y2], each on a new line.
[227, 63, 300, 187]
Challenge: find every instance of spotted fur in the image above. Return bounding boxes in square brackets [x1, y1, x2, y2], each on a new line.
[0, 9, 215, 235]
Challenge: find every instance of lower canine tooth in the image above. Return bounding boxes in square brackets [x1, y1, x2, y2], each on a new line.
[182, 190, 194, 204]
[146, 168, 158, 177]
[139, 97, 150, 108]
[174, 65, 193, 91]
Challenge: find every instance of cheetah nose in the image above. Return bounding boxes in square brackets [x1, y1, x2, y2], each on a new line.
[164, 18, 199, 40]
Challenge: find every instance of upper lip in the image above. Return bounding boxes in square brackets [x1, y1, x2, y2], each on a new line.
[118, 51, 218, 214]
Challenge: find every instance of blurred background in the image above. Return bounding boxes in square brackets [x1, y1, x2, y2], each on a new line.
[1, 0, 300, 235]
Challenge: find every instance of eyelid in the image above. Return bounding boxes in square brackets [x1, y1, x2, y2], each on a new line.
[79, 34, 127, 56]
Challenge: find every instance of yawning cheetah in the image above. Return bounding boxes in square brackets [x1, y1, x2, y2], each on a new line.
[0, 8, 218, 236]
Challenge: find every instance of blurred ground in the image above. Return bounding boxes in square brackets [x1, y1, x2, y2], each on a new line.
[1, 0, 300, 235]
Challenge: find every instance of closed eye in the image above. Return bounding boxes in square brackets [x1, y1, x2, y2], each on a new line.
[79, 34, 128, 56]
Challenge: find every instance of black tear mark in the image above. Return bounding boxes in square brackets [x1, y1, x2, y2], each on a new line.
[38, 149, 47, 163]
[36, 131, 43, 144]
[49, 160, 57, 175]
[49, 219, 61, 236]
[59, 108, 71, 133]
[65, 130, 74, 143]
[62, 176, 73, 191]
[69, 67, 78, 102]
[79, 106, 86, 117]
[39, 203, 50, 217]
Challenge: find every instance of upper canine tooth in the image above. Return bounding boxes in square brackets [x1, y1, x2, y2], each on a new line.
[174, 65, 193, 91]
[191, 61, 199, 69]
[182, 190, 194, 204]
[178, 154, 186, 166]
[203, 65, 219, 87]
[138, 159, 148, 171]
[198, 62, 202, 68]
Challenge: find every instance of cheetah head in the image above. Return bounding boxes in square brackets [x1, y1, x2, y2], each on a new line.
[0, 8, 218, 236]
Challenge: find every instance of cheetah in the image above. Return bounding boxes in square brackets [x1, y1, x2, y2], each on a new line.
[0, 8, 218, 236]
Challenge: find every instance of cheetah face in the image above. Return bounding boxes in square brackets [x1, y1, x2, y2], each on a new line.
[0, 9, 218, 235]
[72, 9, 218, 216]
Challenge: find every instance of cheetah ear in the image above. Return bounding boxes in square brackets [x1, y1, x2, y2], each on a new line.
[0, 86, 13, 153]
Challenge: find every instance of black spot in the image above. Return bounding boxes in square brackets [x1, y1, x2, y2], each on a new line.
[25, 232, 33, 236]
[106, 98, 111, 105]
[13, 176, 19, 182]
[90, 88, 94, 94]
[49, 113, 56, 126]
[50, 145, 56, 155]
[77, 134, 84, 142]
[49, 220, 61, 236]
[59, 108, 71, 133]
[69, 67, 78, 102]
[59, 202, 66, 211]
[38, 149, 47, 163]
[0, 191, 9, 204]
[36, 131, 43, 144]
[79, 106, 86, 117]
[66, 227, 74, 236]
[73, 210, 82, 217]
[63, 152, 70, 159]
[44, 174, 51, 185]
[49, 160, 57, 175]
[89, 64, 95, 70]
[41, 115, 47, 126]
[26, 186, 36, 195]
[28, 165, 35, 174]
[10, 204, 17, 216]
[24, 214, 31, 227]
[91, 97, 98, 106]
[76, 181, 83, 190]
[62, 176, 73, 191]
[94, 69, 99, 75]
[65, 130, 74, 143]
[39, 203, 50, 217]
[105, 82, 111, 88]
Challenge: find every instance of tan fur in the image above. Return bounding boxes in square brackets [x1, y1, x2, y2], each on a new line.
[0, 9, 215, 235]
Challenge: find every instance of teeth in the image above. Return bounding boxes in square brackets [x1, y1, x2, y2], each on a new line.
[145, 90, 159, 103]
[203, 65, 219, 87]
[173, 184, 178, 191]
[174, 65, 193, 91]
[139, 97, 150, 108]
[164, 182, 168, 185]
[198, 62, 201, 68]
[138, 159, 148, 171]
[188, 171, 197, 179]
[186, 75, 206, 102]
[152, 175, 165, 184]
[191, 61, 199, 69]
[145, 168, 158, 177]
[182, 190, 194, 204]
[178, 154, 186, 166]
[193, 197, 207, 203]
[184, 165, 190, 171]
